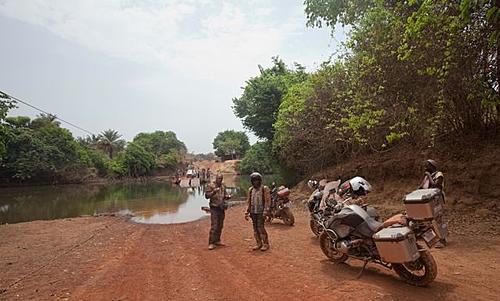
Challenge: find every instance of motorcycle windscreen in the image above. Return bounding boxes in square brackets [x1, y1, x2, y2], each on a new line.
[320, 180, 341, 208]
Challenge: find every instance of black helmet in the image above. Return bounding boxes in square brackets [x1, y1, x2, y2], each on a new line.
[250, 172, 262, 182]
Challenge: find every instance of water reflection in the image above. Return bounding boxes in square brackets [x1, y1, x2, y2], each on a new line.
[0, 175, 283, 225]
[131, 186, 207, 224]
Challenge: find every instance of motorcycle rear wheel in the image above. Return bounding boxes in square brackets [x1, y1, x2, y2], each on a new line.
[282, 208, 295, 226]
[393, 249, 437, 286]
[319, 231, 348, 263]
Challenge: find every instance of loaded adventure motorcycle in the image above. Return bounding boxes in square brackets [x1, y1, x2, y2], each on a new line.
[319, 185, 447, 286]
[308, 178, 379, 237]
[266, 183, 295, 226]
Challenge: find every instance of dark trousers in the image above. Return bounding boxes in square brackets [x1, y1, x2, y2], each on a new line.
[209, 206, 225, 244]
[250, 213, 269, 245]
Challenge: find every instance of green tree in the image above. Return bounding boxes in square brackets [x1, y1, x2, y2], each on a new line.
[133, 131, 186, 156]
[98, 129, 126, 159]
[119, 142, 155, 177]
[237, 142, 277, 175]
[2, 115, 82, 180]
[0, 92, 16, 161]
[304, 0, 375, 27]
[267, 0, 500, 175]
[212, 130, 250, 160]
[77, 134, 100, 149]
[232, 57, 308, 140]
[132, 131, 186, 170]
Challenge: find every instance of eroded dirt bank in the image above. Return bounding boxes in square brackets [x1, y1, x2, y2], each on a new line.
[1, 203, 499, 301]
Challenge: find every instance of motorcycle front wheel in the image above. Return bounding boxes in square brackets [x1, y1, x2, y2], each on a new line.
[281, 208, 295, 226]
[393, 249, 437, 286]
[319, 231, 348, 263]
[310, 219, 322, 237]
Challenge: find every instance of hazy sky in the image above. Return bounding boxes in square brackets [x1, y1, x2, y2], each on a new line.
[0, 0, 346, 153]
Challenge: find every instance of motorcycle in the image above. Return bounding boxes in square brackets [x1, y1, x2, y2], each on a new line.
[267, 184, 295, 226]
[308, 180, 340, 236]
[318, 188, 446, 286]
[308, 179, 379, 237]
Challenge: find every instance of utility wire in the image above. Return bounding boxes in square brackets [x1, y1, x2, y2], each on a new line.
[0, 90, 96, 136]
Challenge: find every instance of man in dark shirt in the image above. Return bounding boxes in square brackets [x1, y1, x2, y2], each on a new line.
[205, 173, 231, 250]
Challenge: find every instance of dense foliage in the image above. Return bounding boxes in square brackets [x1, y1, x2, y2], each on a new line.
[97, 129, 125, 159]
[0, 101, 186, 183]
[236, 142, 278, 175]
[235, 0, 500, 174]
[212, 130, 250, 160]
[0, 93, 16, 161]
[1, 115, 83, 180]
[232, 57, 308, 140]
[133, 131, 186, 169]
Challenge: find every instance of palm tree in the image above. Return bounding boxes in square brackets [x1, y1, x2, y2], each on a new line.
[77, 134, 101, 148]
[98, 129, 125, 159]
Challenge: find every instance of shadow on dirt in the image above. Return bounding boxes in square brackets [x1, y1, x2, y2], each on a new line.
[267, 222, 295, 230]
[319, 259, 457, 300]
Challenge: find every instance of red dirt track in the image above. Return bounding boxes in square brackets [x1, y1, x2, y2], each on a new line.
[1, 206, 499, 301]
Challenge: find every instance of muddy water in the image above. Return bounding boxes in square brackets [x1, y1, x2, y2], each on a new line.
[0, 175, 281, 225]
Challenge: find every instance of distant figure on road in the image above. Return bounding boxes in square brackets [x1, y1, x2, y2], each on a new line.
[200, 168, 207, 183]
[245, 172, 271, 251]
[205, 174, 231, 250]
[206, 168, 211, 182]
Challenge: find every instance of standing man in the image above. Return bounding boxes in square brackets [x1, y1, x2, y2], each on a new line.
[419, 159, 445, 190]
[205, 173, 231, 250]
[245, 172, 271, 251]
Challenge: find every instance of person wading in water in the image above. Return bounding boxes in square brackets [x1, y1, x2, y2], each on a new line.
[245, 172, 271, 251]
[205, 173, 231, 250]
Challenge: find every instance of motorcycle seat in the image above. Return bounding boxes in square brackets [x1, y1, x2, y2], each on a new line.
[366, 218, 383, 232]
[380, 214, 407, 230]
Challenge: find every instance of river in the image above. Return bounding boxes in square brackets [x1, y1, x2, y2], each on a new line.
[0, 175, 282, 225]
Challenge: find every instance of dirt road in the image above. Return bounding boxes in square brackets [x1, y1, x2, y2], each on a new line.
[1, 206, 499, 301]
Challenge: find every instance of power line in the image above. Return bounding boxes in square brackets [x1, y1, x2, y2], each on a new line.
[0, 90, 96, 136]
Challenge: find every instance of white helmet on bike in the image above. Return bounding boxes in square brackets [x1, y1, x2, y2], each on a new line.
[307, 179, 318, 189]
[349, 176, 372, 196]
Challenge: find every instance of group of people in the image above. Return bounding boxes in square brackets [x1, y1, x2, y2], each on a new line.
[173, 166, 212, 186]
[204, 172, 271, 251]
[201, 158, 446, 252]
[188, 167, 211, 182]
